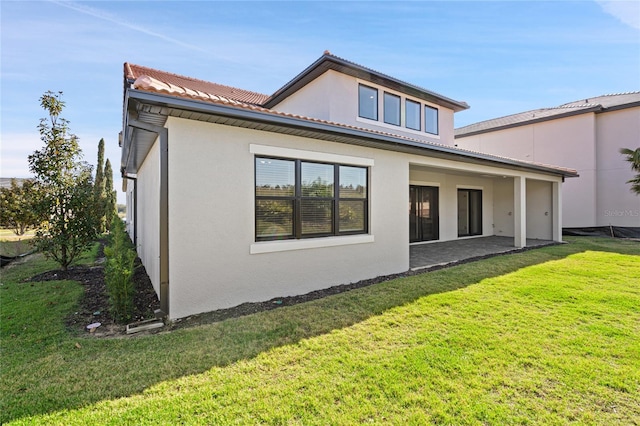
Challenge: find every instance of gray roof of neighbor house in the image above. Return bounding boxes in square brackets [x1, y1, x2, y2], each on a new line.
[121, 55, 577, 178]
[455, 91, 640, 138]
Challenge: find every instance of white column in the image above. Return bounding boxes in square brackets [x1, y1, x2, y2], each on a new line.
[552, 180, 563, 242]
[514, 176, 527, 248]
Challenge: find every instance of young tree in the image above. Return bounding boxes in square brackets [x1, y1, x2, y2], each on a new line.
[104, 158, 117, 229]
[94, 138, 107, 232]
[28, 91, 98, 270]
[620, 147, 640, 195]
[0, 179, 42, 236]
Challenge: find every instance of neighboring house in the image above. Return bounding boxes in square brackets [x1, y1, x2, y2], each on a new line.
[120, 52, 577, 319]
[0, 178, 29, 189]
[455, 92, 640, 233]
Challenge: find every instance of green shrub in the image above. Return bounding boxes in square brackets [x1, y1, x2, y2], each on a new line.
[104, 215, 136, 322]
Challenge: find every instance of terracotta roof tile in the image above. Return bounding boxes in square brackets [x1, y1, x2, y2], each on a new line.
[131, 73, 577, 176]
[125, 63, 270, 105]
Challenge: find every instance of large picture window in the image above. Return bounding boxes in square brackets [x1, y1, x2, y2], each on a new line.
[256, 157, 368, 241]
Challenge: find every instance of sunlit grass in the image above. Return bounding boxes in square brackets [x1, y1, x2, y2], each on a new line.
[1, 237, 639, 424]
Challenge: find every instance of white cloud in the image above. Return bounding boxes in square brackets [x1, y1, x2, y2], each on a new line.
[49, 0, 208, 52]
[596, 0, 640, 30]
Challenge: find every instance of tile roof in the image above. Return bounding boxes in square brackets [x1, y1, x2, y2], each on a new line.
[124, 63, 270, 105]
[130, 72, 577, 177]
[455, 91, 640, 137]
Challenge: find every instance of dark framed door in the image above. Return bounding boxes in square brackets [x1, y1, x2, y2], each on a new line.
[458, 189, 482, 236]
[409, 185, 439, 242]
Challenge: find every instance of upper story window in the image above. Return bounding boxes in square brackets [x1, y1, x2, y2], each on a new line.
[405, 99, 421, 131]
[383, 92, 401, 126]
[358, 84, 378, 120]
[255, 157, 368, 241]
[357, 82, 439, 137]
[425, 105, 439, 135]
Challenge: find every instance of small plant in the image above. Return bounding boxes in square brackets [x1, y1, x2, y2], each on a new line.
[104, 215, 136, 322]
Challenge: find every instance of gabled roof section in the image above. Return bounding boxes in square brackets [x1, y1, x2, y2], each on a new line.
[124, 63, 270, 105]
[122, 66, 577, 178]
[455, 91, 640, 138]
[262, 52, 470, 112]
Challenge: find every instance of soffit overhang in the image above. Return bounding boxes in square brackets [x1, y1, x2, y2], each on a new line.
[121, 89, 578, 179]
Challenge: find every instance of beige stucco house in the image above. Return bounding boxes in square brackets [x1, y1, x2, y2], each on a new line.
[120, 52, 577, 319]
[455, 93, 640, 235]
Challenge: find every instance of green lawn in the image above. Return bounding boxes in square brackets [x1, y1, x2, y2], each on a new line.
[1, 237, 639, 425]
[0, 230, 35, 257]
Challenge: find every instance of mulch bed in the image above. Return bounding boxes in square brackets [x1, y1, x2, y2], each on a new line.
[24, 239, 563, 337]
[27, 241, 160, 337]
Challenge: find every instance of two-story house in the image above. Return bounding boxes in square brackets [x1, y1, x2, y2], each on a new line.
[455, 92, 640, 236]
[120, 52, 577, 319]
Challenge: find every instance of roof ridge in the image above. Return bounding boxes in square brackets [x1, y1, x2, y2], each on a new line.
[125, 62, 270, 99]
[323, 52, 466, 108]
[551, 103, 600, 109]
[455, 103, 599, 132]
[558, 90, 640, 107]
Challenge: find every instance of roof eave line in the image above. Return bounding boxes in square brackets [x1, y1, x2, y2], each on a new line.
[455, 105, 603, 138]
[126, 89, 577, 178]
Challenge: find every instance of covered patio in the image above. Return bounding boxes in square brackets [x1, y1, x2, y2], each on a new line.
[410, 236, 558, 270]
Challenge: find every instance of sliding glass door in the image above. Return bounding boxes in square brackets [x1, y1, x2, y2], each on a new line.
[458, 189, 482, 237]
[409, 185, 439, 242]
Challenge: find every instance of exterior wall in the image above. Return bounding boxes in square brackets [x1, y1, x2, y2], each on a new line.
[456, 114, 597, 227]
[595, 107, 640, 226]
[135, 139, 161, 295]
[409, 168, 495, 241]
[158, 117, 565, 319]
[272, 70, 457, 146]
[493, 177, 515, 237]
[166, 117, 409, 319]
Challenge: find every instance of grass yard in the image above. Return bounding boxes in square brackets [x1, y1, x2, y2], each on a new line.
[1, 237, 639, 424]
[0, 229, 35, 257]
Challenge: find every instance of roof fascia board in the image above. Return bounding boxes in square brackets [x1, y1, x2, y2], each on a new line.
[455, 105, 602, 139]
[126, 89, 577, 178]
[263, 55, 469, 112]
[598, 100, 640, 113]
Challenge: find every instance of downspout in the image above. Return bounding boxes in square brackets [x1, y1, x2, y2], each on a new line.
[127, 119, 169, 318]
[123, 175, 138, 248]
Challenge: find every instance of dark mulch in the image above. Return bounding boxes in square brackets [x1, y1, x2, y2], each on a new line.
[25, 239, 563, 336]
[27, 241, 160, 337]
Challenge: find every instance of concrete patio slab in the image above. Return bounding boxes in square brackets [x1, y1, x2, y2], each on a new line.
[410, 236, 558, 270]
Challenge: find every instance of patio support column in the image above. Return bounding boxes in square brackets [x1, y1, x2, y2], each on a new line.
[552, 180, 562, 242]
[514, 176, 526, 248]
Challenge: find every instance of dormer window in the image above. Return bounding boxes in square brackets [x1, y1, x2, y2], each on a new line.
[405, 99, 421, 131]
[358, 84, 378, 120]
[383, 92, 401, 126]
[357, 81, 440, 137]
[425, 105, 439, 135]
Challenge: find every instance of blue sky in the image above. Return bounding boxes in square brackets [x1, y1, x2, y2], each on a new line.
[2, 1, 639, 203]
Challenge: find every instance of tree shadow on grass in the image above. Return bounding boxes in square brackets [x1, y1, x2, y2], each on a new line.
[3, 236, 638, 423]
